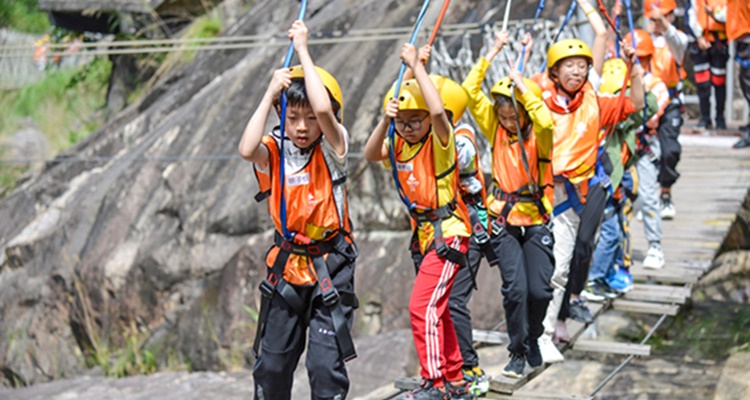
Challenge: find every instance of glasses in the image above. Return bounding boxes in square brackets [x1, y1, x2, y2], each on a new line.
[395, 116, 428, 132]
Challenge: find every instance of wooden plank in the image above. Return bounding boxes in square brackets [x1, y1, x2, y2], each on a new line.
[490, 365, 547, 395]
[573, 339, 651, 356]
[624, 288, 689, 304]
[612, 299, 680, 315]
[630, 268, 701, 284]
[485, 393, 593, 400]
[394, 377, 420, 390]
[631, 283, 692, 296]
[473, 329, 509, 344]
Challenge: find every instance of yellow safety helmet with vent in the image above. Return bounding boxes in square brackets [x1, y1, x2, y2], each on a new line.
[288, 65, 344, 123]
[382, 79, 428, 113]
[599, 58, 630, 95]
[546, 39, 593, 70]
[490, 77, 543, 107]
[429, 74, 468, 125]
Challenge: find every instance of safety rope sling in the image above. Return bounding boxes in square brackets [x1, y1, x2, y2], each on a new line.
[386, 0, 469, 271]
[488, 0, 552, 234]
[253, 0, 358, 362]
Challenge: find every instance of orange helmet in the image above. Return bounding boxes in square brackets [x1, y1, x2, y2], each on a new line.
[644, 0, 677, 18]
[625, 29, 655, 57]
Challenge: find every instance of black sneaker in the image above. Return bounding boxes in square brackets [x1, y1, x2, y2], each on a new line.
[734, 134, 750, 149]
[696, 118, 712, 129]
[568, 298, 594, 324]
[740, 123, 750, 133]
[526, 338, 543, 368]
[445, 380, 473, 400]
[582, 278, 619, 302]
[502, 353, 526, 378]
[715, 118, 727, 130]
[398, 380, 449, 400]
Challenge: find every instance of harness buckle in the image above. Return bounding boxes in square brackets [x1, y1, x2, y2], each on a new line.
[319, 278, 340, 306]
[426, 210, 439, 221]
[472, 222, 490, 244]
[260, 275, 277, 298]
[307, 245, 322, 257]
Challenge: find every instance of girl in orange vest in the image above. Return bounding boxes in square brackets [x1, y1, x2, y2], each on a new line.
[462, 29, 556, 378]
[364, 43, 472, 400]
[533, 38, 645, 364]
[238, 21, 358, 400]
[687, 0, 729, 130]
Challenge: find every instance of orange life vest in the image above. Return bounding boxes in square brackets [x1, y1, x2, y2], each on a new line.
[651, 36, 687, 89]
[393, 133, 471, 253]
[696, 0, 727, 40]
[727, 0, 750, 41]
[489, 125, 553, 226]
[255, 133, 351, 286]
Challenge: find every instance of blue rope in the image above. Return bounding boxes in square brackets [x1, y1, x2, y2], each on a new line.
[387, 0, 432, 210]
[518, 0, 545, 72]
[623, 0, 648, 142]
[615, 15, 621, 57]
[539, 0, 577, 73]
[278, 0, 309, 240]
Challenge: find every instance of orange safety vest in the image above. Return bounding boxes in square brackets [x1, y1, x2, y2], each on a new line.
[255, 133, 351, 286]
[651, 36, 687, 89]
[727, 0, 750, 41]
[696, 0, 727, 40]
[455, 126, 487, 205]
[393, 133, 471, 253]
[489, 125, 553, 226]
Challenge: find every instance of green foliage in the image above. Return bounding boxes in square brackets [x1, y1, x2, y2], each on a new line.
[0, 0, 50, 33]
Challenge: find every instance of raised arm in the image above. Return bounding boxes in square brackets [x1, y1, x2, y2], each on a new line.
[290, 20, 346, 156]
[403, 43, 452, 146]
[238, 69, 291, 167]
[364, 98, 398, 162]
[577, 0, 607, 75]
[621, 40, 645, 110]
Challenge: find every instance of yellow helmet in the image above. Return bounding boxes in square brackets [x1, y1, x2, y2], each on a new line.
[599, 58, 630, 95]
[288, 65, 344, 123]
[490, 77, 543, 107]
[382, 79, 428, 113]
[429, 74, 468, 125]
[546, 39, 593, 70]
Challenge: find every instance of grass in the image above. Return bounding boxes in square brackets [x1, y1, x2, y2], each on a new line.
[0, 56, 112, 194]
[0, 0, 50, 34]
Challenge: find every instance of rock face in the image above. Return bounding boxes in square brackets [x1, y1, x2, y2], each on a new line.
[0, 0, 529, 388]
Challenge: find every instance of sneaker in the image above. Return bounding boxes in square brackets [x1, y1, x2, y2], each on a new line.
[502, 353, 526, 379]
[568, 298, 594, 323]
[715, 118, 727, 130]
[445, 380, 473, 400]
[661, 193, 676, 220]
[740, 123, 750, 133]
[526, 338, 543, 368]
[582, 279, 618, 302]
[538, 334, 564, 364]
[733, 134, 750, 149]
[636, 210, 643, 221]
[606, 270, 634, 293]
[462, 366, 489, 397]
[642, 245, 665, 269]
[398, 380, 449, 400]
[697, 118, 712, 129]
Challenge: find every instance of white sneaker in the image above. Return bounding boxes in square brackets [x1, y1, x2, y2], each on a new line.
[642, 246, 665, 269]
[661, 201, 676, 220]
[636, 210, 643, 221]
[538, 334, 564, 364]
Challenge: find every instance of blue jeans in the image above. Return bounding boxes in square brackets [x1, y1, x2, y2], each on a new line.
[589, 200, 622, 281]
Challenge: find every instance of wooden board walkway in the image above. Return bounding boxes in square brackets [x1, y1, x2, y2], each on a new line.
[374, 138, 750, 399]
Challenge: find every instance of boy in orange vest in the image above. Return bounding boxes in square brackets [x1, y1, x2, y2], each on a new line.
[238, 21, 358, 400]
[364, 43, 472, 400]
[644, 0, 689, 219]
[463, 29, 556, 378]
[687, 0, 729, 130]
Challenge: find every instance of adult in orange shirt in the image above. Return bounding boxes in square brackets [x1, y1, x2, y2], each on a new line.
[533, 38, 645, 364]
[728, 0, 750, 147]
[687, 0, 729, 129]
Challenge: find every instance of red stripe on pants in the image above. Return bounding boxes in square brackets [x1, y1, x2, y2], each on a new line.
[695, 69, 711, 84]
[711, 74, 726, 86]
[409, 236, 469, 386]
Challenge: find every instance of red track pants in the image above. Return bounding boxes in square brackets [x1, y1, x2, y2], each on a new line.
[410, 236, 469, 386]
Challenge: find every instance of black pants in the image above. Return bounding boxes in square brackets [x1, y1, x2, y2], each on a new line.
[559, 183, 607, 320]
[690, 38, 729, 122]
[492, 224, 555, 356]
[253, 260, 355, 400]
[658, 103, 683, 189]
[448, 237, 482, 368]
